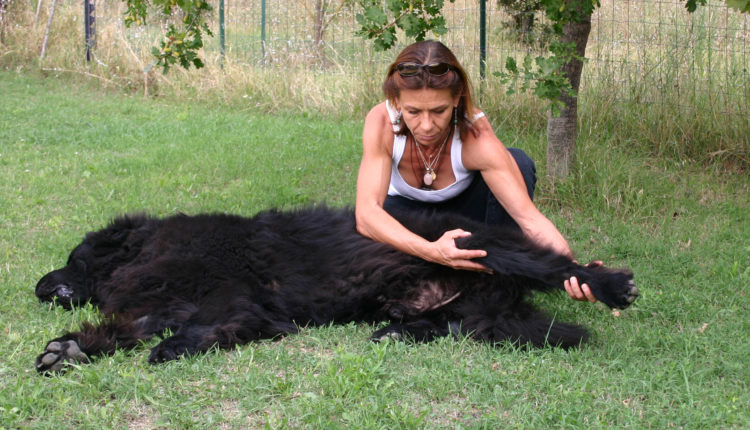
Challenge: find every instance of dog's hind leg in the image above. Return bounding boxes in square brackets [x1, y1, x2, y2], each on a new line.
[462, 310, 589, 349]
[147, 317, 298, 363]
[148, 284, 298, 363]
[35, 315, 154, 374]
[454, 294, 589, 349]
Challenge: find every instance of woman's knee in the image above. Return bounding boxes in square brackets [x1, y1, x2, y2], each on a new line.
[507, 148, 537, 199]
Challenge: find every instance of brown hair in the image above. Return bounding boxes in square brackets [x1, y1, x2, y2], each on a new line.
[383, 40, 477, 138]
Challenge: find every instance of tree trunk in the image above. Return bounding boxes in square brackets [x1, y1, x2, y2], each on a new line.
[40, 0, 58, 61]
[545, 3, 592, 180]
[0, 0, 11, 27]
[512, 9, 536, 44]
[313, 0, 327, 66]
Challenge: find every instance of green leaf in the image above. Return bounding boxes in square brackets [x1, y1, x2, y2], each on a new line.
[364, 6, 387, 25]
[684, 0, 707, 12]
[505, 57, 518, 74]
[385, 0, 403, 14]
[382, 28, 397, 48]
[726, 0, 750, 13]
[537, 56, 559, 75]
[428, 17, 448, 35]
[356, 0, 457, 50]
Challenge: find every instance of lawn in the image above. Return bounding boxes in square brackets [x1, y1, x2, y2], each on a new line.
[0, 70, 747, 428]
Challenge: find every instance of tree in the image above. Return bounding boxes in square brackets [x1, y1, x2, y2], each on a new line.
[298, 0, 354, 66]
[542, 0, 592, 179]
[497, 0, 544, 44]
[123, 0, 213, 73]
[0, 0, 10, 27]
[355, 0, 451, 51]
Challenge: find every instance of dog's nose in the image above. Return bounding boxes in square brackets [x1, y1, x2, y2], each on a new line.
[36, 281, 73, 301]
[53, 284, 74, 298]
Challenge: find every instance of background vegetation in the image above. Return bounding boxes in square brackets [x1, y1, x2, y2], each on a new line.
[0, 0, 748, 427]
[1, 69, 748, 428]
[1, 0, 748, 168]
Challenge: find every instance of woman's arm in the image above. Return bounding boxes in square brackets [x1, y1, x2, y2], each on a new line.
[355, 104, 488, 271]
[463, 117, 596, 301]
[463, 116, 572, 256]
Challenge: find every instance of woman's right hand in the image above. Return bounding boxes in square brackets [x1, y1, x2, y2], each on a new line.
[430, 229, 490, 273]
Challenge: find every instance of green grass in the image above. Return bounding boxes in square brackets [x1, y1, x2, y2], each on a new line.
[1, 71, 748, 429]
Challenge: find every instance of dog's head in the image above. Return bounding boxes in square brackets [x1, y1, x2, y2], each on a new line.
[35, 214, 152, 309]
[35, 241, 96, 309]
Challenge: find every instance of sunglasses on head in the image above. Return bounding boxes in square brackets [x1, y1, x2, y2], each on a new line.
[395, 62, 455, 77]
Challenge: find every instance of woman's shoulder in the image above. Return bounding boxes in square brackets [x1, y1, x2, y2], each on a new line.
[461, 114, 508, 169]
[365, 101, 390, 123]
[460, 107, 489, 139]
[470, 107, 486, 122]
[363, 102, 395, 154]
[364, 102, 397, 136]
[463, 112, 496, 144]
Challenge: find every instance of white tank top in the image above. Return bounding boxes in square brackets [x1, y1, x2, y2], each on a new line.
[385, 100, 481, 202]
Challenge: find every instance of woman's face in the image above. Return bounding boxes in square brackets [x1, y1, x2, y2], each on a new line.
[396, 88, 459, 147]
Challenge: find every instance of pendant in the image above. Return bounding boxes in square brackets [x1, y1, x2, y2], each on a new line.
[424, 169, 436, 186]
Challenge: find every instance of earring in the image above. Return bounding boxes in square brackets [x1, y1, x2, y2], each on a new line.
[453, 107, 458, 125]
[396, 113, 402, 125]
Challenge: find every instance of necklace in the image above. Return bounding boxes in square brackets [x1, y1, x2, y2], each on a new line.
[413, 127, 452, 187]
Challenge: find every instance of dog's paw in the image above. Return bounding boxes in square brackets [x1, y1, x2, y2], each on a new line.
[604, 277, 639, 309]
[369, 325, 404, 343]
[36, 339, 89, 374]
[370, 320, 451, 343]
[148, 343, 181, 363]
[584, 269, 639, 309]
[148, 336, 198, 363]
[621, 279, 639, 306]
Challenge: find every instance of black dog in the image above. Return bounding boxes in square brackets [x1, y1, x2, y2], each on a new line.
[34, 206, 638, 373]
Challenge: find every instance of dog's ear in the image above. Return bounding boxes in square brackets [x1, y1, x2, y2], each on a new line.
[86, 214, 151, 249]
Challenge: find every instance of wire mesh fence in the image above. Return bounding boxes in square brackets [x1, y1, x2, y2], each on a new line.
[587, 1, 749, 117]
[47, 0, 750, 118]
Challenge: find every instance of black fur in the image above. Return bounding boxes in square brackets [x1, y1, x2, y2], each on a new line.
[34, 206, 638, 373]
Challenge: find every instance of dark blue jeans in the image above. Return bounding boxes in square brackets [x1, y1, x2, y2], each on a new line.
[384, 148, 536, 230]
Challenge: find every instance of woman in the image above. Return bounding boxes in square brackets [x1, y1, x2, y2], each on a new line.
[355, 40, 596, 302]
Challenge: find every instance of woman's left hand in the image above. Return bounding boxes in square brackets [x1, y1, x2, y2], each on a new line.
[564, 260, 602, 303]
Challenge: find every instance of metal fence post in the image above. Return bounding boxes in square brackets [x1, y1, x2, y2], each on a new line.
[84, 0, 96, 62]
[219, 0, 225, 67]
[479, 0, 486, 81]
[261, 0, 267, 63]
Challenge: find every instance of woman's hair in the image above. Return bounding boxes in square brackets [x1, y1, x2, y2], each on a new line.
[383, 40, 477, 138]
